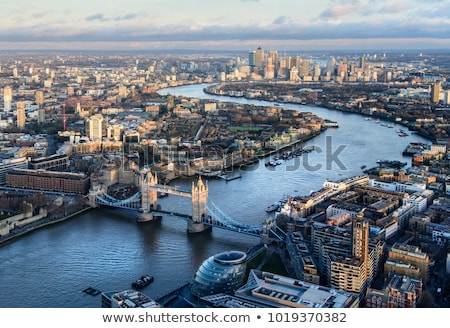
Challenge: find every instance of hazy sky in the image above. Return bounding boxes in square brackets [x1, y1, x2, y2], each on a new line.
[0, 0, 449, 51]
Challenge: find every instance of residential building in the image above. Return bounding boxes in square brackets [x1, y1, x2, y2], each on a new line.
[431, 82, 440, 103]
[6, 168, 90, 194]
[16, 101, 26, 128]
[385, 243, 431, 283]
[3, 86, 12, 112]
[35, 90, 44, 105]
[365, 274, 422, 308]
[86, 114, 104, 141]
[0, 157, 28, 185]
[29, 154, 69, 172]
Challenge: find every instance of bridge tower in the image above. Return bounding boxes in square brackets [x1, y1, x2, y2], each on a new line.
[189, 175, 210, 233]
[137, 168, 159, 222]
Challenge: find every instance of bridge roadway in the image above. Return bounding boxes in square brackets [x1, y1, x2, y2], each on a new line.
[149, 184, 191, 197]
[153, 209, 192, 220]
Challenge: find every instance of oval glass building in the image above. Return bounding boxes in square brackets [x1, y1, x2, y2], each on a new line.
[190, 251, 247, 297]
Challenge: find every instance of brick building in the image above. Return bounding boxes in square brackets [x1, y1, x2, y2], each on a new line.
[6, 169, 90, 195]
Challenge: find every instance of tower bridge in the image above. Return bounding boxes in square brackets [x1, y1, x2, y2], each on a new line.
[90, 168, 282, 240]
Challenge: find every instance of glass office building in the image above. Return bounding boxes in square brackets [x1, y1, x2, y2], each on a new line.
[190, 251, 247, 297]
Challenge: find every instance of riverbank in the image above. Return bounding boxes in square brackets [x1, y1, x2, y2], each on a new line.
[255, 131, 321, 159]
[203, 83, 438, 143]
[0, 206, 92, 246]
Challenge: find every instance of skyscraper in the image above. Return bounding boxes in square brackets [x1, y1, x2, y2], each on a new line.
[16, 101, 26, 128]
[3, 86, 12, 112]
[352, 216, 369, 263]
[431, 82, 440, 103]
[326, 57, 336, 75]
[249, 47, 264, 69]
[255, 47, 264, 68]
[37, 108, 45, 124]
[264, 57, 275, 79]
[35, 90, 44, 105]
[268, 50, 278, 75]
[329, 214, 372, 299]
[313, 62, 321, 79]
[300, 60, 309, 77]
[249, 51, 256, 67]
[359, 56, 365, 70]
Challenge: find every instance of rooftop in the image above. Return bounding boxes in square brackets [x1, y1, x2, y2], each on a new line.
[234, 270, 358, 308]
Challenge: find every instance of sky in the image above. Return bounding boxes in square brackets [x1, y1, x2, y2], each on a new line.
[0, 0, 449, 52]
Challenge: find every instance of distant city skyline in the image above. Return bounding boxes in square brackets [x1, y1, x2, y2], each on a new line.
[0, 0, 449, 51]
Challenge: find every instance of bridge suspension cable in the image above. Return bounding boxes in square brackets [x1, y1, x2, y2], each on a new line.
[95, 191, 142, 209]
[204, 198, 262, 235]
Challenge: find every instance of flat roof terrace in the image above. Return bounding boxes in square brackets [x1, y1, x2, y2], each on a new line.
[235, 270, 358, 308]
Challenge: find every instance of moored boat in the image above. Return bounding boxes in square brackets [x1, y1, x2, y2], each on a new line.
[265, 203, 280, 212]
[132, 274, 154, 290]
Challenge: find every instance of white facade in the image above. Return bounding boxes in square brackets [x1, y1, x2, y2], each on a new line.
[444, 91, 450, 105]
[369, 179, 426, 193]
[326, 204, 361, 220]
[0, 157, 28, 184]
[324, 175, 369, 191]
[432, 230, 450, 247]
[370, 179, 396, 191]
[392, 203, 417, 229]
[403, 194, 428, 213]
[3, 86, 12, 112]
[431, 144, 447, 154]
[384, 220, 399, 240]
[86, 114, 104, 141]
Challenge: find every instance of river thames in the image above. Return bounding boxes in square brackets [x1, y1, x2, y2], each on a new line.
[0, 83, 429, 307]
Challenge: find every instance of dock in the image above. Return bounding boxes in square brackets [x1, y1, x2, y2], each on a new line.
[218, 172, 242, 181]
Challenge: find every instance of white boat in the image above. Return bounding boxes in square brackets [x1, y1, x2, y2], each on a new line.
[265, 203, 279, 212]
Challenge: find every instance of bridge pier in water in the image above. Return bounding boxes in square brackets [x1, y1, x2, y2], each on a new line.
[188, 176, 210, 233]
[137, 168, 159, 222]
[139, 169, 210, 233]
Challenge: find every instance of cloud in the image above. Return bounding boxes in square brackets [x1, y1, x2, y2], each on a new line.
[320, 0, 365, 18]
[272, 16, 291, 25]
[86, 13, 139, 22]
[0, 4, 449, 47]
[0, 20, 448, 43]
[378, 0, 410, 14]
[86, 13, 109, 22]
[115, 13, 138, 21]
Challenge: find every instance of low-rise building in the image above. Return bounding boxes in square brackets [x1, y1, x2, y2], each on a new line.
[29, 154, 69, 171]
[365, 274, 422, 308]
[233, 269, 359, 308]
[0, 157, 28, 185]
[385, 243, 431, 284]
[6, 168, 90, 195]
